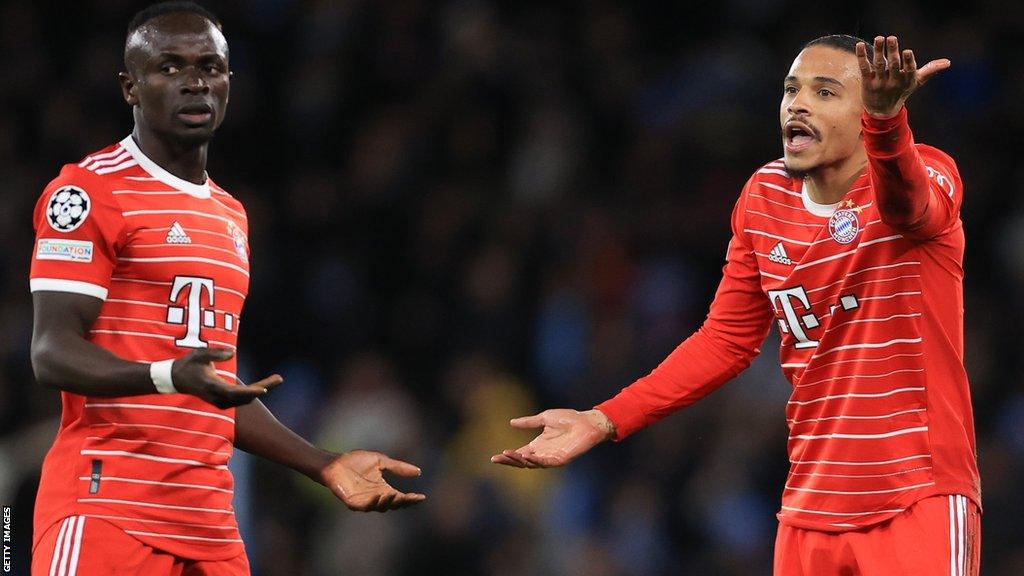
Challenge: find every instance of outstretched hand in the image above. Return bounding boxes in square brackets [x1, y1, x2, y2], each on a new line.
[857, 35, 950, 119]
[172, 348, 282, 409]
[320, 450, 426, 512]
[490, 409, 615, 468]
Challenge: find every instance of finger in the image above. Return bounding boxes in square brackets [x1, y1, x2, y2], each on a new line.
[389, 492, 427, 509]
[522, 452, 558, 468]
[374, 491, 397, 512]
[190, 347, 235, 364]
[215, 383, 271, 406]
[501, 449, 533, 468]
[855, 42, 872, 77]
[901, 49, 915, 75]
[490, 453, 527, 467]
[872, 36, 886, 71]
[245, 374, 283, 392]
[514, 448, 541, 469]
[886, 36, 900, 76]
[379, 456, 422, 477]
[509, 414, 545, 429]
[917, 58, 951, 86]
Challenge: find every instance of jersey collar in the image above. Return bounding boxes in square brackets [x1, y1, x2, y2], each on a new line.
[801, 180, 841, 217]
[119, 136, 211, 199]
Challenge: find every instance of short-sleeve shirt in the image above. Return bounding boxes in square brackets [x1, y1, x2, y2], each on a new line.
[31, 136, 250, 560]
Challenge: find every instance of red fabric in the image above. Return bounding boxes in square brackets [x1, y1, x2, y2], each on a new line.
[773, 494, 980, 575]
[596, 110, 979, 532]
[31, 138, 251, 560]
[32, 515, 250, 575]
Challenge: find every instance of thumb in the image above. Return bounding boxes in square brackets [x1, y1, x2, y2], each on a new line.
[189, 347, 235, 364]
[509, 413, 545, 429]
[379, 456, 422, 477]
[917, 58, 950, 85]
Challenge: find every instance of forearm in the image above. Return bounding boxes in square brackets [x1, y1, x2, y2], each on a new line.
[234, 399, 336, 482]
[31, 331, 156, 396]
[596, 326, 756, 439]
[862, 107, 932, 230]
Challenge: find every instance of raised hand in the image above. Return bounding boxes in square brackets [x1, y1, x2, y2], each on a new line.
[172, 347, 282, 408]
[856, 35, 950, 119]
[490, 409, 615, 468]
[319, 450, 426, 512]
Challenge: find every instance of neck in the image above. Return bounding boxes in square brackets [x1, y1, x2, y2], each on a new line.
[804, 148, 867, 205]
[131, 125, 209, 185]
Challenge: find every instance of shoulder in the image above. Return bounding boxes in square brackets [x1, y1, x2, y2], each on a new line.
[42, 143, 132, 200]
[737, 157, 801, 201]
[914, 143, 957, 170]
[34, 143, 130, 232]
[914, 143, 961, 196]
[744, 158, 799, 191]
[207, 180, 249, 230]
[208, 181, 246, 213]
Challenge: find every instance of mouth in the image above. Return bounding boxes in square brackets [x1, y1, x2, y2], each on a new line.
[783, 120, 818, 153]
[175, 103, 214, 126]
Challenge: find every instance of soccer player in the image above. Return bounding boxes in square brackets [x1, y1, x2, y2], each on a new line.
[28, 3, 425, 574]
[494, 34, 980, 575]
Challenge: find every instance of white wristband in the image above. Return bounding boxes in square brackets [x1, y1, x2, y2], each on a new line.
[150, 359, 177, 394]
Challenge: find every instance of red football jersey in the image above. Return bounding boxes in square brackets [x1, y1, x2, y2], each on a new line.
[597, 109, 980, 532]
[30, 136, 250, 560]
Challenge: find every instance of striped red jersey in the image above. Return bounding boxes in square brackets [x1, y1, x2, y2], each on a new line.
[597, 109, 980, 532]
[30, 136, 250, 560]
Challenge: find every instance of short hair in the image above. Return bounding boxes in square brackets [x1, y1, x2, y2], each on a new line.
[127, 1, 221, 36]
[802, 34, 872, 60]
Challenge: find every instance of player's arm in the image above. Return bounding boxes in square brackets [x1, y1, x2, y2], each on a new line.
[493, 191, 775, 468]
[234, 397, 426, 512]
[857, 36, 960, 239]
[30, 291, 279, 407]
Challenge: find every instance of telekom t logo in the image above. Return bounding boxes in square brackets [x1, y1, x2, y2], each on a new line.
[768, 286, 820, 349]
[166, 275, 215, 348]
[768, 285, 859, 349]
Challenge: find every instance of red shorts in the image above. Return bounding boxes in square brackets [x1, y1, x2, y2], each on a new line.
[31, 516, 250, 576]
[774, 494, 980, 575]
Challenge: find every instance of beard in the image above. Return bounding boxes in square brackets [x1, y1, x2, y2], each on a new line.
[782, 160, 812, 180]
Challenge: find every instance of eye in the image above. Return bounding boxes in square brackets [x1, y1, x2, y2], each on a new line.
[784, 85, 798, 95]
[161, 64, 180, 75]
[818, 88, 835, 97]
[204, 64, 221, 74]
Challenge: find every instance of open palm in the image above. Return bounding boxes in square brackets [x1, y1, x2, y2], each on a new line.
[490, 409, 614, 468]
[321, 449, 426, 512]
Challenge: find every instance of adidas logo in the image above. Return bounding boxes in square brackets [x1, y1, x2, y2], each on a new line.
[166, 221, 192, 244]
[768, 242, 792, 265]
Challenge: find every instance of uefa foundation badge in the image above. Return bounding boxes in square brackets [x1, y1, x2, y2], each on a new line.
[828, 200, 861, 244]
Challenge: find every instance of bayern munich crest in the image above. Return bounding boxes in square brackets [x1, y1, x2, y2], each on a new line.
[828, 207, 860, 244]
[227, 220, 248, 262]
[46, 186, 91, 232]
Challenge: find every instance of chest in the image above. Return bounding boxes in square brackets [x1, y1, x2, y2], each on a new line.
[112, 194, 250, 324]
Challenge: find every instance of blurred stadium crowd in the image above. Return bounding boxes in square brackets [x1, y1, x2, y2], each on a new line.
[1, 1, 1022, 574]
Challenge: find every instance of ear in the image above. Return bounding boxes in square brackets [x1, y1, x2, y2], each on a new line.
[118, 71, 138, 106]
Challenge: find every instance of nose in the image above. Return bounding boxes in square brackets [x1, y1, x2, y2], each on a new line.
[180, 67, 209, 95]
[787, 88, 810, 116]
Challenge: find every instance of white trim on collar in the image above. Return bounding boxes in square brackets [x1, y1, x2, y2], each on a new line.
[801, 180, 841, 217]
[119, 136, 211, 199]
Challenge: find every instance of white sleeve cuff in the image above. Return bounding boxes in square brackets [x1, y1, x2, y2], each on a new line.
[30, 278, 108, 300]
[150, 359, 177, 394]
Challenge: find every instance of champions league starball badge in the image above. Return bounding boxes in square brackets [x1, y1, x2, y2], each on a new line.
[46, 186, 91, 232]
[828, 205, 860, 244]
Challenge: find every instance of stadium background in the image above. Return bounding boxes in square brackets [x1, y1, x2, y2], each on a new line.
[1, 1, 1022, 574]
